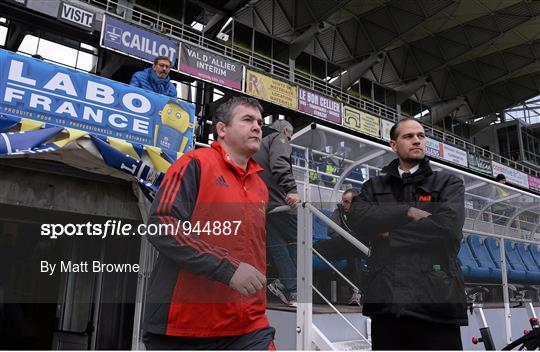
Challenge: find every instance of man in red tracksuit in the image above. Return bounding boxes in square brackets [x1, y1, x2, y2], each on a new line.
[142, 96, 275, 350]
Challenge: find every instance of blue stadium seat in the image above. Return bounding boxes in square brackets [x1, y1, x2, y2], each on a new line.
[312, 209, 347, 272]
[528, 244, 540, 270]
[457, 238, 481, 280]
[485, 237, 528, 282]
[312, 209, 334, 242]
[457, 238, 469, 275]
[516, 243, 540, 278]
[505, 241, 540, 284]
[467, 235, 502, 281]
[507, 241, 540, 283]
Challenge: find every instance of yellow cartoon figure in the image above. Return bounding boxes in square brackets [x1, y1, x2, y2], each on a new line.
[155, 99, 194, 153]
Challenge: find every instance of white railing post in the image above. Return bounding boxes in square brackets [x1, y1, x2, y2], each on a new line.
[296, 203, 313, 350]
[498, 237, 512, 344]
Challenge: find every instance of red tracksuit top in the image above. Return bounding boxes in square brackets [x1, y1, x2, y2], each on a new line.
[143, 141, 270, 337]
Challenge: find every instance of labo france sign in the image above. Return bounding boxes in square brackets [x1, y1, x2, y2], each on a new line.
[0, 49, 194, 150]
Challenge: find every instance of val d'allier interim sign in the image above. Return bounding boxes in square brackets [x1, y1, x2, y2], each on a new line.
[179, 43, 243, 91]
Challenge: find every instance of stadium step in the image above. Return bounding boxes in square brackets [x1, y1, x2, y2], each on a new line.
[331, 339, 372, 350]
[267, 304, 371, 350]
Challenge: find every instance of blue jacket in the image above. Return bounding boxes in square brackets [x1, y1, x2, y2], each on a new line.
[130, 67, 177, 97]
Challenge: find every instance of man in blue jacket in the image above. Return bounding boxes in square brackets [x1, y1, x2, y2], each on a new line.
[130, 56, 177, 97]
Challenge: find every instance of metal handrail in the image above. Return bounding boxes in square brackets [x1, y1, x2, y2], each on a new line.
[297, 201, 372, 350]
[311, 285, 370, 345]
[300, 206, 536, 349]
[304, 202, 369, 256]
[269, 204, 362, 294]
[77, 0, 540, 179]
[312, 248, 359, 293]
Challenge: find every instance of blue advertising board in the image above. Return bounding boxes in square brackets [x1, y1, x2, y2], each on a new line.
[0, 49, 194, 153]
[101, 14, 179, 67]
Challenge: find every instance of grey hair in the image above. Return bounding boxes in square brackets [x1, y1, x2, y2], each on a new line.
[271, 119, 293, 134]
[212, 96, 263, 139]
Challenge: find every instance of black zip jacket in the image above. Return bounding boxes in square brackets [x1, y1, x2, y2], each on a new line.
[348, 157, 468, 325]
[252, 126, 298, 211]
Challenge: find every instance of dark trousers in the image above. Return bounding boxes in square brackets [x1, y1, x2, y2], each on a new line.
[266, 212, 297, 293]
[143, 327, 276, 350]
[313, 236, 363, 290]
[371, 315, 463, 350]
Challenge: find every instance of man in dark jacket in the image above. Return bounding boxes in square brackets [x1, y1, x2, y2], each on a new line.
[253, 120, 299, 305]
[348, 117, 467, 350]
[130, 56, 177, 97]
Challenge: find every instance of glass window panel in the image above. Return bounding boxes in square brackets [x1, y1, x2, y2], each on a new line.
[0, 26, 7, 46]
[37, 39, 77, 67]
[76, 51, 96, 72]
[18, 34, 39, 55]
[80, 42, 97, 54]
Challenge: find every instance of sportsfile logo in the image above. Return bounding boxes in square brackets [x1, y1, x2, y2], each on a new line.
[40, 220, 243, 239]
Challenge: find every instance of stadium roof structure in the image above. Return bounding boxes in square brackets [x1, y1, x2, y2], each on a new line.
[188, 0, 540, 125]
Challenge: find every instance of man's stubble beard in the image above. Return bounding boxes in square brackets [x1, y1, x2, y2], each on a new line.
[399, 151, 425, 164]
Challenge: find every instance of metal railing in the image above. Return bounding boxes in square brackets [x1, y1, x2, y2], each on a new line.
[295, 201, 371, 350]
[461, 228, 540, 345]
[269, 203, 371, 350]
[294, 201, 540, 349]
[293, 188, 539, 349]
